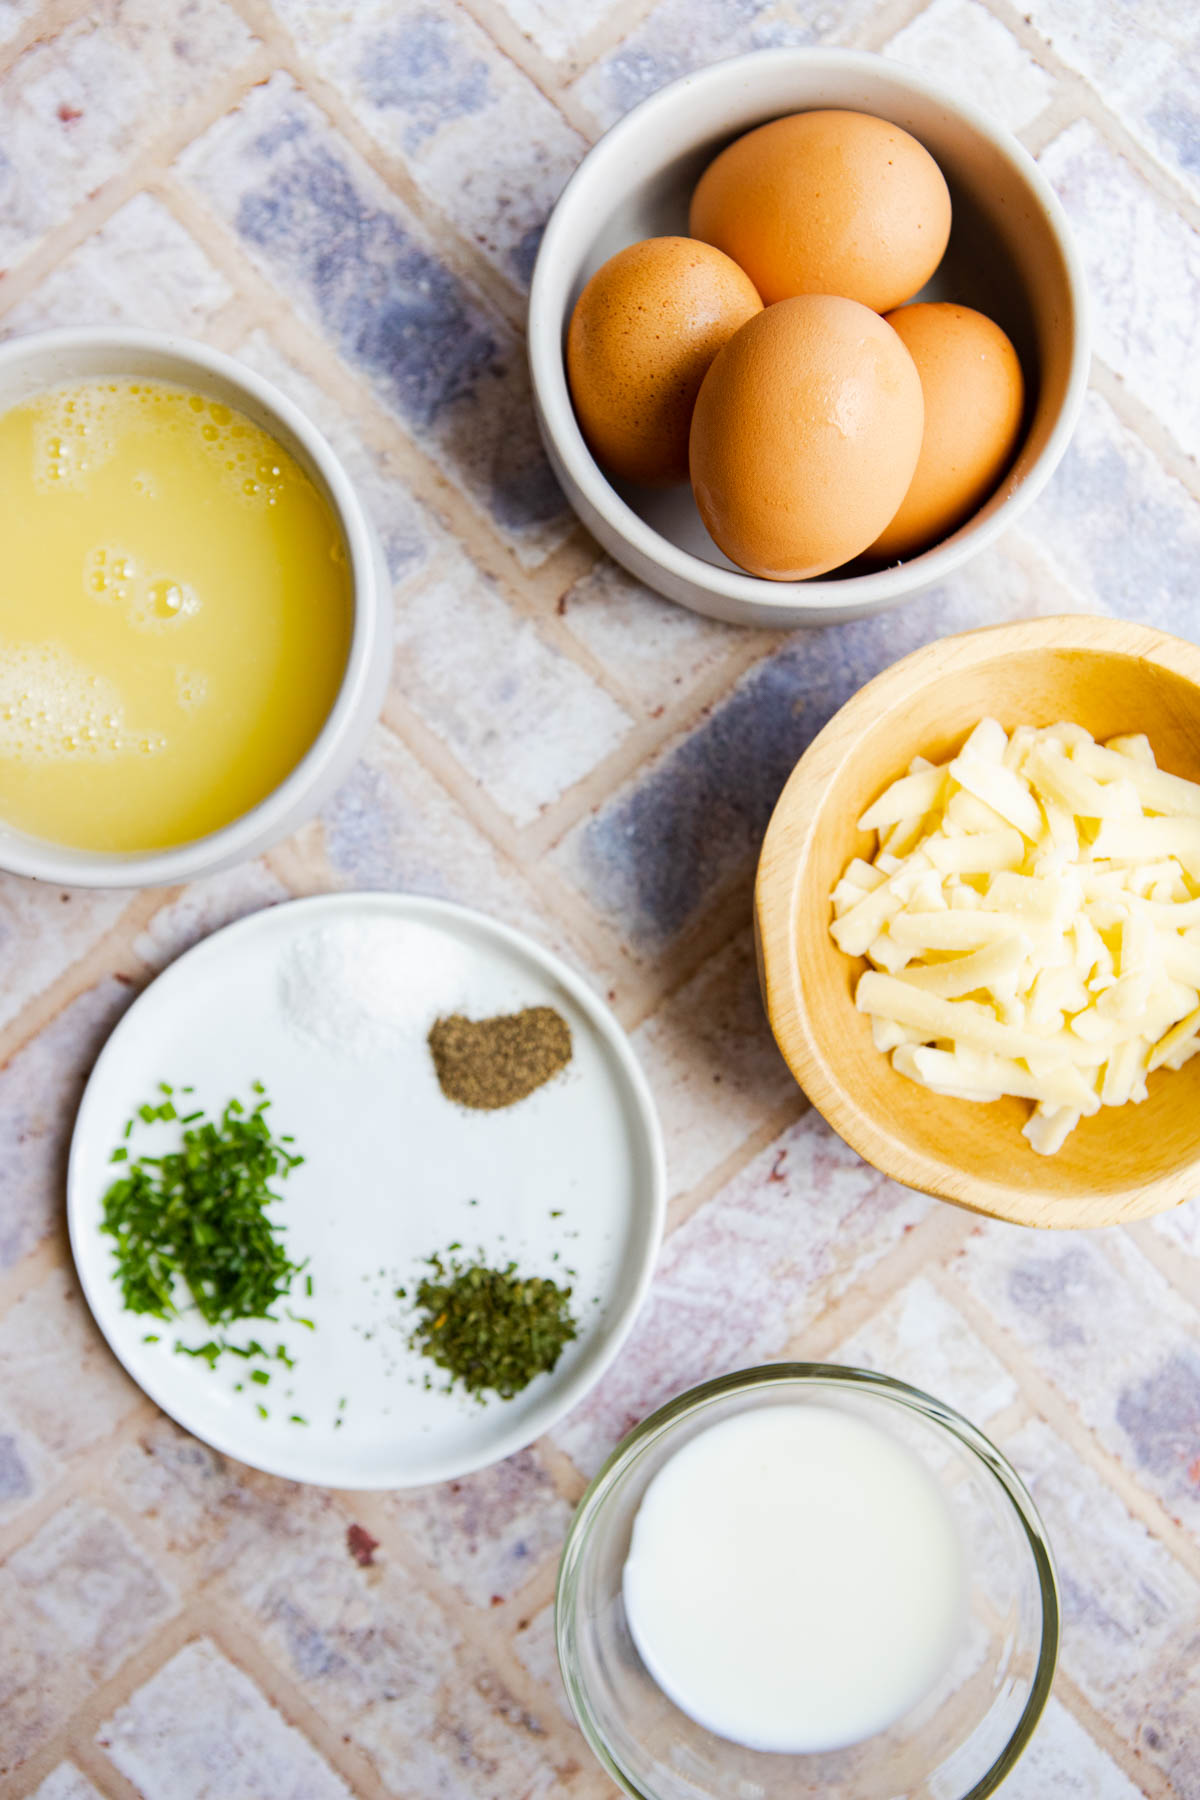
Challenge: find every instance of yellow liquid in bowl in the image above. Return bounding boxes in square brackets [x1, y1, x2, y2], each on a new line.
[0, 377, 353, 853]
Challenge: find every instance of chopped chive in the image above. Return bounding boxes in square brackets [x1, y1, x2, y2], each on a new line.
[304, 1274, 313, 1298]
[289, 1413, 308, 1425]
[285, 1309, 315, 1330]
[142, 1332, 160, 1343]
[250, 1369, 270, 1386]
[256, 1403, 268, 1419]
[110, 1147, 128, 1163]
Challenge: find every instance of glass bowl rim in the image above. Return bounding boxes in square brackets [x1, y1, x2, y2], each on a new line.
[556, 1361, 1061, 1800]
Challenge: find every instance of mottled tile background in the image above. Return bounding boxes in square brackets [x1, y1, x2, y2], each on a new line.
[1, 0, 1199, 1795]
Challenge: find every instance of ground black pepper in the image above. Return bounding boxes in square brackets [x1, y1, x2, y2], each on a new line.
[427, 1006, 572, 1109]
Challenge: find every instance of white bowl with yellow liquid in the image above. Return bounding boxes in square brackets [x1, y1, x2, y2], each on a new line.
[0, 329, 392, 888]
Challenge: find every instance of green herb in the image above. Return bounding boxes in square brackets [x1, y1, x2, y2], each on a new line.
[142, 1333, 159, 1344]
[110, 1147, 128, 1163]
[100, 1089, 305, 1360]
[289, 1414, 308, 1425]
[407, 1250, 577, 1402]
[305, 1274, 313, 1298]
[256, 1403, 269, 1419]
[285, 1309, 315, 1330]
[250, 1368, 270, 1386]
[174, 1339, 224, 1371]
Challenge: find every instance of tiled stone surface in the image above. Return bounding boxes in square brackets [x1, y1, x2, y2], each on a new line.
[178, 72, 571, 564]
[0, 191, 233, 335]
[571, 0, 883, 131]
[0, 876, 133, 1034]
[559, 554, 750, 711]
[553, 1110, 931, 1478]
[884, 0, 1056, 133]
[99, 1639, 354, 1800]
[0, 1396, 58, 1524]
[1023, 388, 1200, 620]
[1041, 119, 1200, 463]
[394, 545, 633, 824]
[2, 3, 1200, 1796]
[0, 1267, 143, 1458]
[381, 1447, 572, 1607]
[554, 540, 1067, 954]
[631, 928, 797, 1199]
[834, 1276, 1019, 1425]
[30, 1766, 108, 1800]
[1000, 1417, 1200, 1796]
[0, 0, 256, 268]
[273, 0, 586, 289]
[9, 1499, 178, 1678]
[1024, 0, 1200, 204]
[954, 1227, 1200, 1535]
[0, 977, 136, 1270]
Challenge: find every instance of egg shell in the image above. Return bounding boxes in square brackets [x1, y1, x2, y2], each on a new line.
[566, 236, 763, 486]
[689, 294, 925, 582]
[869, 303, 1026, 561]
[689, 110, 951, 313]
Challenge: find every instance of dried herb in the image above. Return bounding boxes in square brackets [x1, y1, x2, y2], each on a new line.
[100, 1087, 306, 1356]
[408, 1250, 577, 1401]
[428, 1007, 572, 1110]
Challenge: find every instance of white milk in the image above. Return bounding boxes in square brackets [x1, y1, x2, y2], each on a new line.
[622, 1403, 966, 1754]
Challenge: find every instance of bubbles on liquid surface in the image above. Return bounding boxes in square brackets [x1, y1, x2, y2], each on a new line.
[83, 545, 136, 604]
[0, 643, 165, 763]
[174, 668, 208, 711]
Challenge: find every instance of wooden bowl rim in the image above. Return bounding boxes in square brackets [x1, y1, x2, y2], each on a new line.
[755, 613, 1200, 1229]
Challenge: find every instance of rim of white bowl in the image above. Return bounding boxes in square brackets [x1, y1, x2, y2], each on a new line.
[528, 47, 1092, 620]
[0, 327, 385, 888]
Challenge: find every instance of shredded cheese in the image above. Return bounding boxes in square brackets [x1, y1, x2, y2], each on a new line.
[830, 720, 1200, 1155]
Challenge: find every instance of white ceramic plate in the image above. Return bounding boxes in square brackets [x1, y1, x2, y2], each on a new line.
[68, 894, 665, 1487]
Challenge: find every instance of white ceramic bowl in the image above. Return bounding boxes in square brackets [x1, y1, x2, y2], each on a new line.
[0, 328, 393, 887]
[528, 49, 1090, 628]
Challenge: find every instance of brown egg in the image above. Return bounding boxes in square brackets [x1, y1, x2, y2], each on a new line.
[689, 294, 924, 581]
[689, 110, 951, 313]
[869, 303, 1025, 561]
[566, 236, 763, 485]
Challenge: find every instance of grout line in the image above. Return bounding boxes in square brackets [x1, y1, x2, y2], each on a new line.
[59, 1741, 143, 1800]
[0, 1237, 67, 1326]
[0, 888, 170, 1074]
[664, 1092, 810, 1236]
[926, 1262, 1200, 1588]
[855, 0, 941, 51]
[781, 1204, 977, 1363]
[203, 1597, 397, 1800]
[449, 0, 650, 140]
[512, 626, 783, 864]
[323, 1488, 592, 1776]
[1124, 1219, 1200, 1312]
[0, 1608, 202, 1799]
[0, 47, 278, 324]
[1052, 1669, 1182, 1800]
[222, 0, 535, 332]
[0, 0, 94, 83]
[1088, 358, 1200, 503]
[0, 1400, 157, 1567]
[984, 0, 1200, 228]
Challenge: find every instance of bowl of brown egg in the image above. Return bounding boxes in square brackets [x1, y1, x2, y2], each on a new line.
[527, 48, 1089, 628]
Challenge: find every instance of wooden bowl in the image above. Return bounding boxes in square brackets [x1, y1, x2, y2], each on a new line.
[755, 615, 1200, 1228]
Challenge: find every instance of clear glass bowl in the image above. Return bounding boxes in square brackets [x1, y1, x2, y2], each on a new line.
[557, 1364, 1059, 1800]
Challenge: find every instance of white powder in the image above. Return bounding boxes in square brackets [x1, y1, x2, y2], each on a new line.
[279, 918, 466, 1059]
